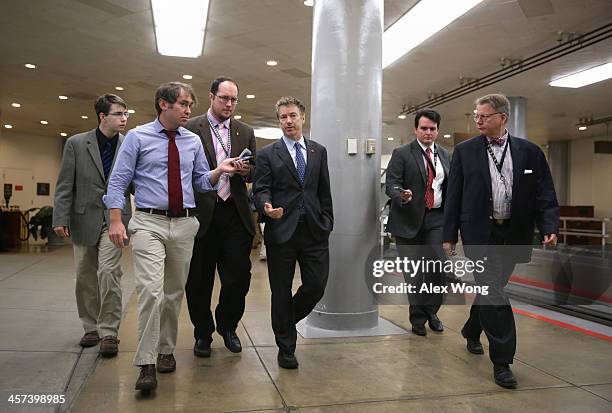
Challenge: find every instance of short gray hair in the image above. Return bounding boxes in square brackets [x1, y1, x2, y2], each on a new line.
[475, 93, 510, 115]
[275, 96, 306, 118]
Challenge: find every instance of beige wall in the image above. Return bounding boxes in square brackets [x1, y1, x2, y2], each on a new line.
[568, 137, 612, 219]
[0, 131, 63, 210]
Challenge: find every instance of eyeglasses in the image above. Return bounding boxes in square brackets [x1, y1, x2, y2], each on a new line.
[215, 95, 239, 105]
[473, 112, 502, 121]
[107, 111, 130, 118]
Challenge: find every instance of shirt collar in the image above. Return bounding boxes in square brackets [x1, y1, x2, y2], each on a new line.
[486, 129, 509, 146]
[207, 109, 230, 130]
[416, 139, 435, 152]
[282, 135, 305, 150]
[154, 117, 183, 136]
[95, 127, 118, 146]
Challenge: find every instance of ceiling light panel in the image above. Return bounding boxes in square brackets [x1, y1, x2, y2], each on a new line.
[152, 0, 210, 58]
[550, 61, 612, 88]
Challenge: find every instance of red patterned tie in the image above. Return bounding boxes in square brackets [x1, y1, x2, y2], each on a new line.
[164, 130, 183, 215]
[425, 147, 434, 209]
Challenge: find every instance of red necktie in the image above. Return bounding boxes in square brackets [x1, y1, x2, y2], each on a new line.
[425, 147, 434, 209]
[164, 130, 183, 215]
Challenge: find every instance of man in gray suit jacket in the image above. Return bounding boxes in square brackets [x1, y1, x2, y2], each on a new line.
[385, 108, 450, 336]
[53, 94, 132, 357]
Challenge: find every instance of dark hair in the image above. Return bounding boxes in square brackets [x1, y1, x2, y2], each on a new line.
[414, 108, 441, 129]
[210, 76, 239, 95]
[154, 82, 197, 115]
[94, 94, 126, 124]
[275, 96, 306, 118]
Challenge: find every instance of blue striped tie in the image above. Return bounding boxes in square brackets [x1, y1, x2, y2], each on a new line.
[294, 142, 305, 185]
[101, 141, 113, 180]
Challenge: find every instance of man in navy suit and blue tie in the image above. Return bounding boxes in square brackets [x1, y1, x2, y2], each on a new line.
[443, 93, 559, 389]
[253, 96, 333, 369]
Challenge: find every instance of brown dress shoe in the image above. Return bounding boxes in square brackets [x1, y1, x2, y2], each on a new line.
[135, 365, 157, 391]
[79, 331, 99, 347]
[157, 353, 176, 373]
[99, 336, 120, 357]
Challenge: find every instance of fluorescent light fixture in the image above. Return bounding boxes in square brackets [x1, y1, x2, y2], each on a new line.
[444, 134, 451, 138]
[578, 126, 587, 131]
[398, 114, 406, 119]
[254, 127, 283, 139]
[115, 86, 124, 91]
[40, 120, 48, 125]
[387, 137, 394, 141]
[246, 94, 255, 99]
[11, 103, 21, 108]
[4, 124, 13, 129]
[182, 74, 193, 80]
[60, 132, 67, 137]
[59, 95, 68, 100]
[128, 109, 135, 114]
[81, 115, 88, 119]
[383, 0, 483, 69]
[550, 61, 612, 88]
[266, 60, 278, 66]
[233, 115, 242, 120]
[24, 63, 36, 69]
[304, 0, 314, 6]
[152, 0, 210, 58]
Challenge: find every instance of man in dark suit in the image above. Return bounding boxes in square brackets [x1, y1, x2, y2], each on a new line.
[52, 94, 132, 357]
[443, 93, 559, 389]
[253, 96, 333, 369]
[185, 77, 256, 358]
[385, 108, 450, 336]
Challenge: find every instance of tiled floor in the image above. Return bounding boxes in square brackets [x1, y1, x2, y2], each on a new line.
[1, 245, 611, 412]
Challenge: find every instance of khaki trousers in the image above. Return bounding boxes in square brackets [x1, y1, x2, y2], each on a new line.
[73, 228, 124, 337]
[128, 212, 199, 366]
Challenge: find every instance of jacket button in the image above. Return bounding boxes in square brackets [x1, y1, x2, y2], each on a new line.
[489, 215, 493, 219]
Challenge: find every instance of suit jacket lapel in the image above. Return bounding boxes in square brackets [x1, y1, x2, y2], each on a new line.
[509, 135, 523, 200]
[303, 138, 315, 185]
[275, 139, 300, 184]
[86, 130, 105, 181]
[198, 119, 217, 169]
[479, 135, 493, 197]
[229, 120, 242, 158]
[410, 140, 427, 184]
[438, 145, 450, 178]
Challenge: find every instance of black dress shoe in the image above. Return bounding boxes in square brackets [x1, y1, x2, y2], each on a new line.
[494, 364, 517, 389]
[461, 329, 484, 354]
[217, 329, 242, 353]
[194, 338, 211, 358]
[135, 364, 157, 391]
[428, 315, 444, 332]
[411, 324, 427, 336]
[277, 350, 299, 369]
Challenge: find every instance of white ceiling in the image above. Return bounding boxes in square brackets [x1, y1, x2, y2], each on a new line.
[1, 0, 611, 153]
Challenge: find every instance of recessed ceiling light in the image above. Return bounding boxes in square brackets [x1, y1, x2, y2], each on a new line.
[303, 0, 314, 6]
[246, 94, 255, 99]
[266, 60, 278, 66]
[152, 0, 210, 57]
[4, 124, 13, 129]
[578, 126, 587, 131]
[550, 61, 612, 88]
[115, 86, 124, 91]
[40, 120, 48, 125]
[387, 137, 394, 141]
[59, 95, 68, 100]
[81, 115, 88, 119]
[182, 74, 193, 80]
[383, 0, 483, 68]
[24, 63, 36, 69]
[398, 114, 406, 119]
[233, 115, 242, 120]
[444, 134, 451, 138]
[128, 109, 135, 114]
[60, 132, 67, 137]
[11, 103, 21, 108]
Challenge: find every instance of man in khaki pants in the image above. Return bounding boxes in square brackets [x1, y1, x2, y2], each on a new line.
[53, 94, 132, 357]
[104, 82, 245, 392]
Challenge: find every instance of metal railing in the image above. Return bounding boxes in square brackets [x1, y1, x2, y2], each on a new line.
[558, 216, 609, 248]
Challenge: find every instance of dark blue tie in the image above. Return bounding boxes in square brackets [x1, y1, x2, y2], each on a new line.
[294, 142, 305, 185]
[101, 141, 113, 180]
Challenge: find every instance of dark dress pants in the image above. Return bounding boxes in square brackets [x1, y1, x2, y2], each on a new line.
[461, 223, 517, 365]
[266, 221, 329, 354]
[186, 200, 253, 342]
[395, 208, 445, 327]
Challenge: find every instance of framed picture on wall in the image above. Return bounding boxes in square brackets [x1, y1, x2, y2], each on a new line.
[37, 182, 50, 196]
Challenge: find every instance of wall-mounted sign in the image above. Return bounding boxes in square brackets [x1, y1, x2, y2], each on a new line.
[37, 183, 50, 196]
[15, 185, 23, 191]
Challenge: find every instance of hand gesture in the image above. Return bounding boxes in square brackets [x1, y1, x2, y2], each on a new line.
[264, 202, 283, 219]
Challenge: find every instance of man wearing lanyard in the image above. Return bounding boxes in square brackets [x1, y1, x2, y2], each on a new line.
[443, 93, 559, 389]
[184, 77, 256, 358]
[104, 82, 243, 392]
[253, 96, 333, 369]
[385, 108, 450, 336]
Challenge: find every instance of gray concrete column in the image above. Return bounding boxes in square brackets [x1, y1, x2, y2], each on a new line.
[507, 96, 527, 138]
[547, 140, 569, 205]
[306, 0, 383, 330]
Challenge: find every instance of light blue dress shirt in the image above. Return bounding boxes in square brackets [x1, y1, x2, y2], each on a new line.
[103, 118, 215, 210]
[281, 135, 307, 167]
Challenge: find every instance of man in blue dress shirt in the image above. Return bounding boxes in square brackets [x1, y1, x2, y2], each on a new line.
[104, 82, 243, 392]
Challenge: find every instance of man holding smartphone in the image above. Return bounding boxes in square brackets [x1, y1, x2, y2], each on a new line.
[385, 108, 450, 336]
[184, 76, 257, 358]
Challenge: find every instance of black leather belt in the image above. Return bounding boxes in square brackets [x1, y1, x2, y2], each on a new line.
[136, 208, 197, 218]
[493, 218, 511, 226]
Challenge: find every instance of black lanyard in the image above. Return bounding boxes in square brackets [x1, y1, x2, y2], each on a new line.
[486, 139, 509, 174]
[421, 147, 438, 177]
[207, 117, 231, 157]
